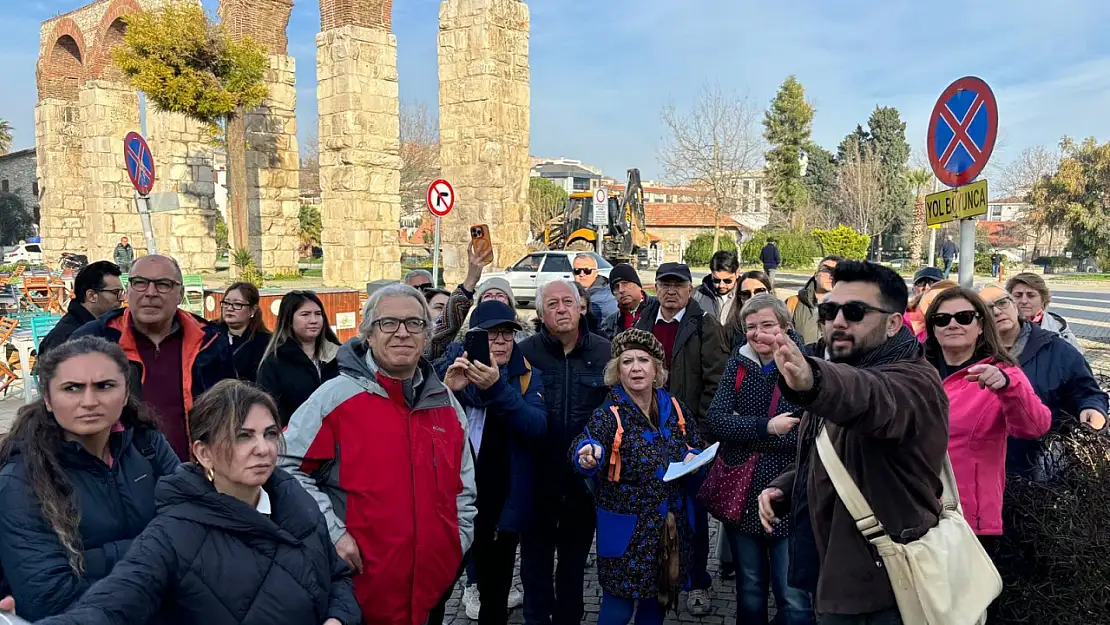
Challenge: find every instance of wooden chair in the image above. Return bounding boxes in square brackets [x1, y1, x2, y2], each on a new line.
[19, 277, 63, 313]
[0, 317, 19, 397]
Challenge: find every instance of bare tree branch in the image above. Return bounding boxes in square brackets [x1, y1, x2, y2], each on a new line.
[836, 141, 890, 237]
[996, 145, 1059, 200]
[400, 101, 441, 218]
[658, 83, 765, 249]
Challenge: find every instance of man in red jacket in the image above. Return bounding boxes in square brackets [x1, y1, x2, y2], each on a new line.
[280, 283, 478, 625]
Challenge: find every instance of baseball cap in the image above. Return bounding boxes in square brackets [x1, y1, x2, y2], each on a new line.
[913, 266, 944, 286]
[656, 262, 692, 283]
[469, 300, 522, 332]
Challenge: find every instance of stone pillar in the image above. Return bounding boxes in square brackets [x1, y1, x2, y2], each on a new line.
[146, 111, 219, 272]
[245, 55, 301, 275]
[437, 0, 531, 284]
[317, 17, 402, 286]
[79, 79, 141, 261]
[35, 100, 86, 263]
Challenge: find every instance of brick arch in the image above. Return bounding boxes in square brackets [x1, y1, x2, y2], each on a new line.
[320, 0, 392, 32]
[36, 18, 87, 101]
[220, 0, 294, 55]
[89, 0, 141, 82]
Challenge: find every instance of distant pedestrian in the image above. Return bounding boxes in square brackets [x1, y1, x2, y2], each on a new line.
[113, 237, 134, 273]
[760, 238, 781, 287]
[940, 234, 958, 279]
[990, 251, 1002, 278]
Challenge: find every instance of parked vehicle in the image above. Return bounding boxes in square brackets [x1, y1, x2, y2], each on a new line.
[2, 242, 43, 265]
[483, 251, 612, 307]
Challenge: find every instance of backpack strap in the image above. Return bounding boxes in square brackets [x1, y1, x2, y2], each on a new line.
[134, 429, 162, 479]
[786, 295, 799, 314]
[607, 406, 624, 482]
[670, 397, 687, 437]
[520, 357, 532, 395]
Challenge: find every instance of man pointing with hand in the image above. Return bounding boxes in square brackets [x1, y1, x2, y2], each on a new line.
[757, 262, 949, 625]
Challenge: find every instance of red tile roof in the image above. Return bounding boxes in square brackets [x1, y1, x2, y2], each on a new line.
[645, 203, 751, 230]
[977, 221, 1024, 247]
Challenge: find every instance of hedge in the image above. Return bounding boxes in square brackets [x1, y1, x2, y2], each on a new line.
[683, 232, 738, 267]
[812, 225, 869, 260]
[741, 231, 825, 269]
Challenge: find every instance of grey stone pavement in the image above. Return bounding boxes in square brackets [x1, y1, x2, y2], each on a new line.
[4, 274, 1110, 625]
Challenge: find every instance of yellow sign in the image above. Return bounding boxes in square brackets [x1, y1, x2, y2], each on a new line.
[925, 179, 988, 227]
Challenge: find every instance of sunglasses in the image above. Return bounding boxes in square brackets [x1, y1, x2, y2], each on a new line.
[740, 287, 768, 300]
[573, 268, 595, 276]
[817, 300, 897, 323]
[929, 311, 981, 328]
[711, 277, 734, 285]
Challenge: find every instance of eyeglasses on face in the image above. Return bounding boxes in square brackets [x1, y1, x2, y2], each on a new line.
[374, 317, 428, 334]
[929, 310, 981, 328]
[817, 300, 897, 323]
[221, 301, 251, 311]
[94, 288, 125, 299]
[488, 328, 516, 341]
[129, 277, 180, 294]
[711, 277, 734, 285]
[740, 287, 768, 300]
[986, 297, 1013, 311]
[573, 268, 595, 276]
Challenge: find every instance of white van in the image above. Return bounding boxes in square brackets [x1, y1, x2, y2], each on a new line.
[2, 241, 44, 265]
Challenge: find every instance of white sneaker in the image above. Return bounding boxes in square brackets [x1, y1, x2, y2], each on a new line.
[507, 586, 523, 609]
[687, 588, 711, 616]
[462, 584, 481, 621]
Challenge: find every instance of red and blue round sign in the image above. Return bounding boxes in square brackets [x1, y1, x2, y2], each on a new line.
[926, 76, 998, 188]
[124, 131, 156, 196]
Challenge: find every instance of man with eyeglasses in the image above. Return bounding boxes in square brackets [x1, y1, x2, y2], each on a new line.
[693, 250, 740, 323]
[439, 300, 546, 625]
[787, 255, 845, 345]
[72, 254, 235, 460]
[979, 284, 1107, 479]
[572, 253, 617, 322]
[38, 260, 124, 357]
[280, 283, 478, 625]
[633, 262, 729, 616]
[518, 279, 610, 625]
[758, 261, 949, 625]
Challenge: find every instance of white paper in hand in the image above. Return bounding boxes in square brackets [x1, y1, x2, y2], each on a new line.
[663, 442, 720, 482]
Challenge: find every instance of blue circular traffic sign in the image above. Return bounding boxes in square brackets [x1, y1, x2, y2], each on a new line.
[926, 76, 998, 188]
[124, 131, 156, 196]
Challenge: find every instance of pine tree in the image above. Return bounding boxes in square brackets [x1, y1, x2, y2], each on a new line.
[802, 144, 838, 214]
[866, 106, 912, 240]
[763, 76, 815, 220]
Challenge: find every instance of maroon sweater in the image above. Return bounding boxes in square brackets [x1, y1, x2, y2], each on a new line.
[134, 328, 189, 459]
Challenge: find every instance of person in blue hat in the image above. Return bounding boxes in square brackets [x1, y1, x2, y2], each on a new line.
[440, 301, 548, 625]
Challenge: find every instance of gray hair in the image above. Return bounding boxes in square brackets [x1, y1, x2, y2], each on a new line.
[536, 279, 582, 309]
[404, 269, 433, 285]
[573, 253, 598, 266]
[738, 293, 792, 329]
[358, 283, 433, 340]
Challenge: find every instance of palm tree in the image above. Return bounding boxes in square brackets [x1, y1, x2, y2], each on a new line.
[0, 119, 12, 155]
[907, 168, 932, 267]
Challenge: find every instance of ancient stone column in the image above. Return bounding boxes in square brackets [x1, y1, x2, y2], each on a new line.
[437, 0, 531, 284]
[317, 0, 402, 286]
[220, 0, 300, 275]
[79, 79, 141, 261]
[146, 111, 219, 272]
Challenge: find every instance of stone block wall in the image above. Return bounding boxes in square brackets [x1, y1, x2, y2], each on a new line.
[437, 0, 531, 284]
[146, 110, 219, 272]
[317, 25, 402, 286]
[35, 100, 86, 263]
[245, 55, 301, 274]
[80, 79, 140, 261]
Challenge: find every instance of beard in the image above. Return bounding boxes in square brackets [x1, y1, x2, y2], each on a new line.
[827, 323, 888, 365]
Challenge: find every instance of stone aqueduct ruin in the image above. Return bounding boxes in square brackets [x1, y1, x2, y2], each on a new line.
[35, 0, 531, 286]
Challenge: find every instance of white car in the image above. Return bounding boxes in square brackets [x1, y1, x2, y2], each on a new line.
[2, 242, 43, 265]
[485, 251, 613, 307]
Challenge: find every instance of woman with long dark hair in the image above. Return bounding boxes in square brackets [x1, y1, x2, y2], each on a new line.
[923, 287, 1050, 541]
[218, 282, 272, 383]
[257, 291, 341, 426]
[28, 380, 361, 625]
[0, 337, 179, 620]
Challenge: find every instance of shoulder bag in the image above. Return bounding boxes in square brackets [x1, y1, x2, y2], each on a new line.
[816, 428, 1001, 625]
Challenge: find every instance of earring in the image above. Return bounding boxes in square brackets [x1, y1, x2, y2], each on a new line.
[205, 466, 215, 482]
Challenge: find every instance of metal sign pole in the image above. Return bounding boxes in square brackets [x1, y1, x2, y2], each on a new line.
[432, 216, 441, 287]
[957, 218, 975, 288]
[135, 192, 158, 255]
[927, 227, 937, 267]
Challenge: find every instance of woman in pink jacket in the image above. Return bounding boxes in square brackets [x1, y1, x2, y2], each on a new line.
[924, 287, 1051, 543]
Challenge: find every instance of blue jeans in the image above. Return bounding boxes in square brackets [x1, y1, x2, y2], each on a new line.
[727, 528, 815, 625]
[942, 258, 954, 279]
[598, 591, 663, 625]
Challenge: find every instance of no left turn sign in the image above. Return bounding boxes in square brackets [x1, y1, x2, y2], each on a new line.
[427, 179, 455, 217]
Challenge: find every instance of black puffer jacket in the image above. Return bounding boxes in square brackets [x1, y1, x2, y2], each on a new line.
[257, 340, 340, 427]
[38, 463, 361, 625]
[0, 426, 179, 621]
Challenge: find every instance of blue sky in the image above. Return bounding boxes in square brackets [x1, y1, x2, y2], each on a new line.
[5, 0, 1110, 182]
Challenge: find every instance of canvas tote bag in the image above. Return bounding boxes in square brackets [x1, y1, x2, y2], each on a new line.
[816, 428, 1002, 625]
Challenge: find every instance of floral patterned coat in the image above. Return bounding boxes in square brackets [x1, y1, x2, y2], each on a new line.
[571, 386, 704, 600]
